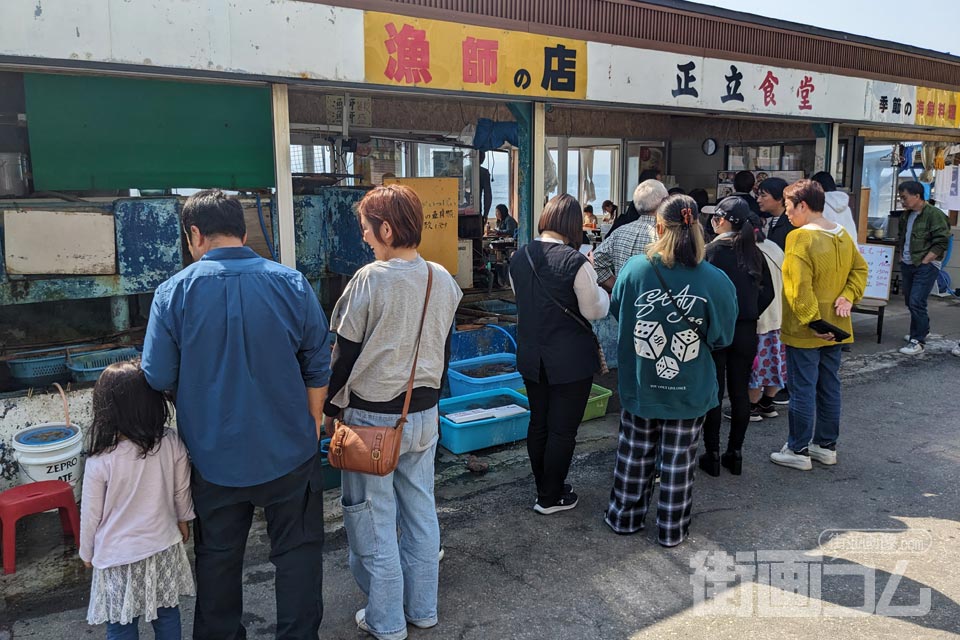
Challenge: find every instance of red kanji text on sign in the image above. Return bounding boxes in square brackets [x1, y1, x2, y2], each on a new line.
[462, 37, 499, 86]
[759, 71, 779, 107]
[797, 76, 815, 111]
[384, 22, 433, 85]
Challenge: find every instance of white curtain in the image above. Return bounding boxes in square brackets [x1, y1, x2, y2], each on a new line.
[544, 148, 559, 197]
[580, 149, 596, 204]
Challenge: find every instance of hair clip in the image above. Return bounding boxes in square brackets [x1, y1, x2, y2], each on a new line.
[680, 207, 694, 227]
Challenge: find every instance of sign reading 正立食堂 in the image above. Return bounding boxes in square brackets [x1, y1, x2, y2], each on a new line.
[384, 177, 459, 275]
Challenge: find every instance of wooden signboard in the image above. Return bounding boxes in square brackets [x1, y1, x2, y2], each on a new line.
[385, 178, 458, 274]
[858, 243, 895, 300]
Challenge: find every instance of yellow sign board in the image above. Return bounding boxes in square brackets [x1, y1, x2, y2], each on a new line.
[384, 177, 459, 274]
[364, 11, 587, 99]
[915, 87, 960, 128]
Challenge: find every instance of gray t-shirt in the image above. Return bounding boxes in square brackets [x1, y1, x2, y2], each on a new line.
[330, 256, 462, 408]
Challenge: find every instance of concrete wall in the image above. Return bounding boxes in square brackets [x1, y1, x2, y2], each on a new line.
[0, 387, 94, 492]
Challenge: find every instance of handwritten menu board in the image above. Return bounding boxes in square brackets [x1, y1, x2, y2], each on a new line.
[385, 177, 459, 274]
[858, 244, 894, 300]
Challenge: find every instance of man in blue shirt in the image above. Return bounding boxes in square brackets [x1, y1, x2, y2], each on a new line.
[142, 189, 331, 640]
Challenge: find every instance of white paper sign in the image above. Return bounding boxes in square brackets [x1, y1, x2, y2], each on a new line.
[858, 244, 895, 300]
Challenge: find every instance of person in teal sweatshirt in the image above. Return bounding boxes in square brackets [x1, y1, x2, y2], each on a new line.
[604, 194, 738, 547]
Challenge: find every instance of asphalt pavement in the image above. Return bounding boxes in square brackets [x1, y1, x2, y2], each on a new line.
[4, 296, 960, 639]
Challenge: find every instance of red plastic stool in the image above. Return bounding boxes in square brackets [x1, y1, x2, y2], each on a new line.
[0, 480, 80, 574]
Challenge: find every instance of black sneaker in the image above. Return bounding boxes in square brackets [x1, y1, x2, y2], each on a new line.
[772, 389, 790, 405]
[756, 402, 779, 418]
[534, 492, 579, 515]
[725, 408, 762, 422]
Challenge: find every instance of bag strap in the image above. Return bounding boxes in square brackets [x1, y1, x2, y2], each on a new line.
[524, 247, 593, 334]
[396, 264, 433, 429]
[649, 258, 708, 343]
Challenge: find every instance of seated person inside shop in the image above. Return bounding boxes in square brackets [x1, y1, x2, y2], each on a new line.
[583, 204, 599, 227]
[494, 203, 518, 236]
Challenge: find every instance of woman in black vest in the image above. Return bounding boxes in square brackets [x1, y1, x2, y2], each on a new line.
[509, 194, 610, 514]
[701, 197, 774, 477]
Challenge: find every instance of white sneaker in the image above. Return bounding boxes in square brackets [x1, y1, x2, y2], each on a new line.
[952, 345, 960, 357]
[770, 443, 812, 470]
[356, 609, 408, 640]
[903, 334, 911, 342]
[808, 443, 837, 465]
[899, 340, 924, 355]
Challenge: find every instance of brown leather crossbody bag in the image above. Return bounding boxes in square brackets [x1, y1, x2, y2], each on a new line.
[327, 265, 433, 476]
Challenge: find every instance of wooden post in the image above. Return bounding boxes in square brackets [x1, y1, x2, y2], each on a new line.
[271, 84, 296, 268]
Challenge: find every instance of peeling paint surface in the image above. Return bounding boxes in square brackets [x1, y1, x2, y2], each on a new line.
[0, 198, 183, 306]
[0, 0, 364, 83]
[293, 190, 372, 278]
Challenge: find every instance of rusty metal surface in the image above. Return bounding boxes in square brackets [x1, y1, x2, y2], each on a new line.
[0, 198, 183, 306]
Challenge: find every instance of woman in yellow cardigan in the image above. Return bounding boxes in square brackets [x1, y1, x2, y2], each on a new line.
[770, 180, 868, 471]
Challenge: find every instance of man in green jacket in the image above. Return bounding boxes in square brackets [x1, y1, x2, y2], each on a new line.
[897, 181, 951, 355]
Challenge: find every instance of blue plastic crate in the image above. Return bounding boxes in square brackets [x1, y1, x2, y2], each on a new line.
[447, 353, 523, 397]
[66, 348, 141, 383]
[439, 389, 530, 454]
[7, 344, 96, 386]
[318, 438, 342, 490]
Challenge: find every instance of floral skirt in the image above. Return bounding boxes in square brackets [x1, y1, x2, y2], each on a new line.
[750, 330, 787, 389]
[87, 541, 195, 625]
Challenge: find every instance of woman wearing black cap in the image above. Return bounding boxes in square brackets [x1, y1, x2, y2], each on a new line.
[700, 197, 775, 476]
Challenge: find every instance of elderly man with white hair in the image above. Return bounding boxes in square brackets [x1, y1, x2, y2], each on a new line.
[593, 179, 670, 292]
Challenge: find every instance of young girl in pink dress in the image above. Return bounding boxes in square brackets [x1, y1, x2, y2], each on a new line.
[80, 360, 195, 639]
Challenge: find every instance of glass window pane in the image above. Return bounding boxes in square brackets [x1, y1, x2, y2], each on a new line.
[566, 149, 579, 199]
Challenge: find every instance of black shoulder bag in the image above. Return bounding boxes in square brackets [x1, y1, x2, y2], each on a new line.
[524, 248, 609, 375]
[649, 259, 708, 343]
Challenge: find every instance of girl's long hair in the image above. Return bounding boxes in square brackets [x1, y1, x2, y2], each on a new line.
[716, 197, 763, 285]
[87, 359, 171, 458]
[646, 194, 705, 268]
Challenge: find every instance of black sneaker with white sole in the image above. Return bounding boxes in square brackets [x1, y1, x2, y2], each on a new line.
[724, 408, 763, 422]
[534, 492, 579, 515]
[756, 403, 779, 418]
[772, 389, 790, 405]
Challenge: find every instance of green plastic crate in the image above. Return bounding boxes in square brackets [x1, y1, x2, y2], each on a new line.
[518, 384, 612, 423]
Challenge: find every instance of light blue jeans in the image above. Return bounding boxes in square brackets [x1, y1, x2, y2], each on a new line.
[340, 406, 440, 640]
[785, 345, 842, 453]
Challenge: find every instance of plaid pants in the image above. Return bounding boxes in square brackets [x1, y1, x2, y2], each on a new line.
[604, 411, 705, 546]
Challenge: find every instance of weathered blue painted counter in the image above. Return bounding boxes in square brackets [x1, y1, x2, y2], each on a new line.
[0, 198, 183, 306]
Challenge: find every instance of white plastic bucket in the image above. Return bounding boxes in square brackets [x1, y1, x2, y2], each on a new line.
[12, 422, 84, 500]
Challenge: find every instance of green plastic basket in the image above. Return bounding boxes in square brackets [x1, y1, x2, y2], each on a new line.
[518, 384, 612, 423]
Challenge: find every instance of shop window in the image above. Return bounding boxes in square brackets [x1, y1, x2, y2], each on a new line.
[728, 143, 815, 175]
[548, 142, 620, 207]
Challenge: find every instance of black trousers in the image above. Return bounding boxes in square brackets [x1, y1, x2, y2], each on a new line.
[191, 453, 325, 640]
[703, 320, 758, 454]
[524, 362, 593, 504]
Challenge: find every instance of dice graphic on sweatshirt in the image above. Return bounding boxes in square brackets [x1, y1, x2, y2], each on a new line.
[634, 320, 667, 360]
[655, 355, 680, 380]
[671, 328, 701, 363]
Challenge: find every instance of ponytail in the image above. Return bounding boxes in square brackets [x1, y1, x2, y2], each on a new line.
[647, 194, 705, 268]
[732, 216, 763, 285]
